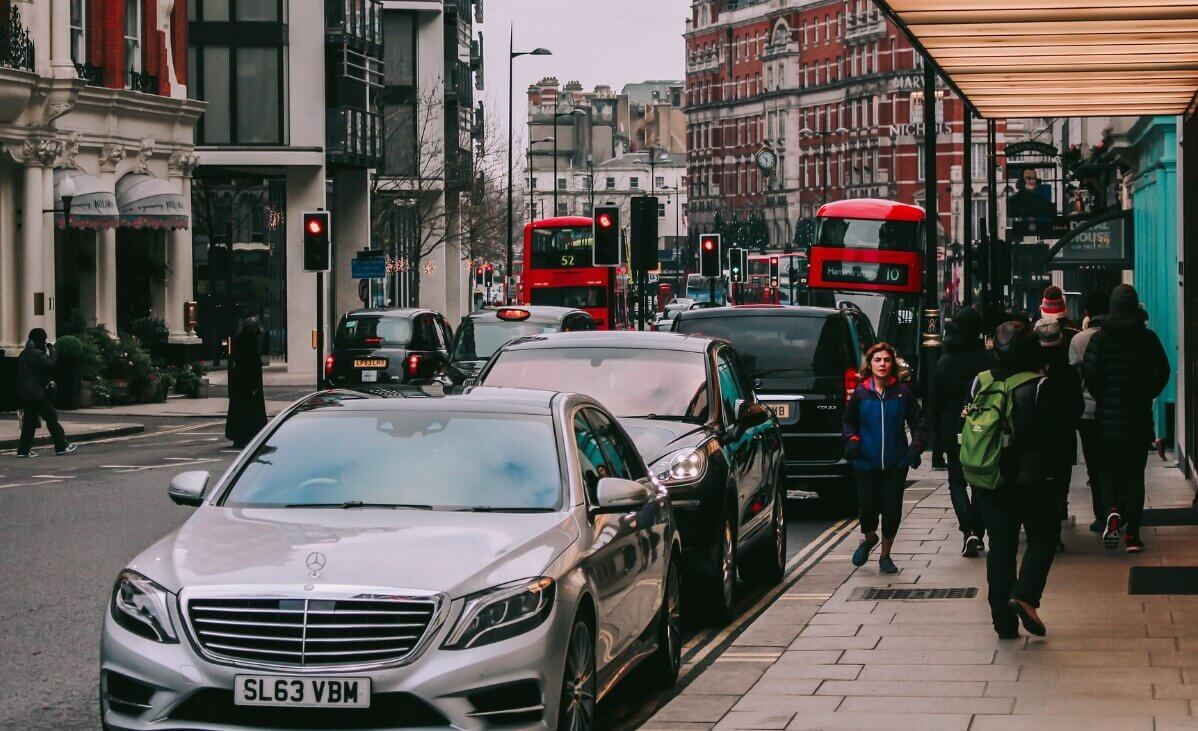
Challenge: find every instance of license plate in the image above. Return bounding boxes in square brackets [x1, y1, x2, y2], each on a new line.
[354, 359, 387, 369]
[234, 675, 370, 708]
[766, 403, 791, 419]
[360, 370, 378, 383]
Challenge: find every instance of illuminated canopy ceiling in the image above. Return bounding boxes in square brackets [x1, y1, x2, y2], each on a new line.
[874, 0, 1198, 118]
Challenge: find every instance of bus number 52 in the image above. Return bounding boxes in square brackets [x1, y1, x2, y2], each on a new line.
[561, 255, 575, 266]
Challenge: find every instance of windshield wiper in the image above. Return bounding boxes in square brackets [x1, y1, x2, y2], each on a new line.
[625, 414, 705, 424]
[754, 368, 804, 378]
[457, 506, 557, 513]
[284, 501, 433, 510]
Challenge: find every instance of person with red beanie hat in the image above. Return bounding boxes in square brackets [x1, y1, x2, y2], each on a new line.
[1040, 285, 1080, 348]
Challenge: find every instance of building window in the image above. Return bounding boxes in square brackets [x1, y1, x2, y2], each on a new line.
[658, 203, 666, 217]
[630, 177, 640, 189]
[190, 1, 289, 145]
[557, 177, 567, 190]
[556, 202, 568, 216]
[583, 201, 593, 215]
[530, 176, 537, 189]
[971, 142, 987, 179]
[606, 177, 615, 190]
[655, 176, 665, 188]
[70, 0, 86, 64]
[125, 0, 142, 73]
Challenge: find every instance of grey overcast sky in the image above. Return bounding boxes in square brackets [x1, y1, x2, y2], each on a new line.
[483, 0, 691, 152]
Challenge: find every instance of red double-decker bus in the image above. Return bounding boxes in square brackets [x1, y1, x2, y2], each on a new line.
[808, 199, 926, 371]
[520, 216, 629, 329]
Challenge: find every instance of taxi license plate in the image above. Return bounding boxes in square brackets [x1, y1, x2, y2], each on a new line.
[766, 403, 791, 419]
[354, 358, 387, 369]
[234, 675, 370, 709]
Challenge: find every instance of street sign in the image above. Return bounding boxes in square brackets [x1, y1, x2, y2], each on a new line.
[351, 256, 387, 279]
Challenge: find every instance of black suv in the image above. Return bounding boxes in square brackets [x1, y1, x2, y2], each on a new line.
[446, 306, 596, 385]
[672, 305, 876, 507]
[324, 308, 453, 388]
[477, 331, 786, 622]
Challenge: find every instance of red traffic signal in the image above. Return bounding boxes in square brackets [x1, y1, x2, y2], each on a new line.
[302, 211, 331, 272]
[306, 218, 324, 235]
[597, 212, 614, 229]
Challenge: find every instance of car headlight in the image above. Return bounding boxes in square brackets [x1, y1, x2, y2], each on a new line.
[442, 577, 555, 650]
[110, 569, 178, 643]
[652, 441, 717, 485]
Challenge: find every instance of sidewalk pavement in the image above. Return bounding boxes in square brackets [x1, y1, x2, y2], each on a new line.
[0, 418, 142, 449]
[647, 457, 1198, 730]
[76, 396, 294, 419]
[205, 366, 315, 388]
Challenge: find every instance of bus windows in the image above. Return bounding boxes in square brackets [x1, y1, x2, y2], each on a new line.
[530, 286, 606, 309]
[530, 227, 594, 269]
[817, 218, 920, 250]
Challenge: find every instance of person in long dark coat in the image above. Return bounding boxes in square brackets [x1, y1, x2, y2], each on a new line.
[225, 318, 267, 449]
[15, 328, 76, 457]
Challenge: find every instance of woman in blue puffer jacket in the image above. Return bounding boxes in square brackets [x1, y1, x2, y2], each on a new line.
[843, 342, 928, 573]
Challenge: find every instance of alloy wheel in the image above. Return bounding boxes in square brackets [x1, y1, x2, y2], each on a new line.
[774, 494, 786, 568]
[664, 561, 682, 675]
[721, 520, 736, 606]
[560, 621, 596, 731]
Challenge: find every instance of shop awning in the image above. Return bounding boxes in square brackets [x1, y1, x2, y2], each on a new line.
[115, 173, 189, 229]
[54, 169, 118, 230]
[874, 0, 1198, 118]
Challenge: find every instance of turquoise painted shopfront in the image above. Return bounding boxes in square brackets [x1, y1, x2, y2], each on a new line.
[1127, 116, 1178, 445]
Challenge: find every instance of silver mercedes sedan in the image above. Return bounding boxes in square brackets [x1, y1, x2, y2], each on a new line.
[99, 387, 681, 730]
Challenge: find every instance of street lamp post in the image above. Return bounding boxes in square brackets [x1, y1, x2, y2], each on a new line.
[799, 126, 849, 204]
[507, 35, 551, 303]
[551, 108, 585, 217]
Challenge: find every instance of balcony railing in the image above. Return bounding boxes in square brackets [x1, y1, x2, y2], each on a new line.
[327, 106, 382, 168]
[2, 3, 34, 72]
[445, 0, 472, 19]
[325, 0, 382, 55]
[446, 59, 473, 106]
[127, 69, 157, 93]
[75, 62, 104, 86]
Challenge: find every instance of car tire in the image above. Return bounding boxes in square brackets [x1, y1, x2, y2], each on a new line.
[557, 616, 597, 731]
[703, 515, 738, 624]
[744, 487, 787, 586]
[645, 556, 682, 688]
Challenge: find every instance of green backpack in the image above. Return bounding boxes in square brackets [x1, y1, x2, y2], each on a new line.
[958, 370, 1042, 490]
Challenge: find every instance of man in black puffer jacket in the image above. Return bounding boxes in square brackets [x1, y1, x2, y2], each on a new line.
[932, 306, 996, 557]
[1082, 284, 1170, 553]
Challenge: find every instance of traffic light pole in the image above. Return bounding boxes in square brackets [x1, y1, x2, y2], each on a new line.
[315, 272, 324, 392]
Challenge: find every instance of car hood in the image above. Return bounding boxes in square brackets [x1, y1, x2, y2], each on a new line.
[131, 507, 578, 598]
[618, 417, 711, 465]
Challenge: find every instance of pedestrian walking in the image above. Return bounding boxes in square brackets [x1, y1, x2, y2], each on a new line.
[1039, 285, 1080, 344]
[1082, 284, 1170, 553]
[225, 317, 267, 449]
[1034, 317, 1085, 550]
[1068, 290, 1109, 533]
[843, 342, 928, 574]
[15, 328, 77, 458]
[968, 321, 1069, 638]
[931, 306, 995, 557]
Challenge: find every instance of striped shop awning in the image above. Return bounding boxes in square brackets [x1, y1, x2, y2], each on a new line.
[874, 0, 1198, 118]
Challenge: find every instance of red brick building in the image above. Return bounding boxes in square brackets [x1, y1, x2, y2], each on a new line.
[685, 0, 1013, 251]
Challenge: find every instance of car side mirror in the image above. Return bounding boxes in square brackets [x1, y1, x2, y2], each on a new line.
[168, 471, 210, 507]
[593, 477, 653, 514]
[735, 399, 769, 425]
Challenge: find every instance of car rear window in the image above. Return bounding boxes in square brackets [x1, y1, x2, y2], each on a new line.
[335, 316, 411, 347]
[674, 314, 848, 378]
[453, 320, 560, 362]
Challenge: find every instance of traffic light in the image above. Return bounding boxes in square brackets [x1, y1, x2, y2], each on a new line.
[593, 205, 621, 266]
[970, 240, 990, 285]
[729, 247, 748, 283]
[630, 196, 659, 272]
[769, 256, 781, 288]
[483, 264, 495, 288]
[699, 234, 721, 277]
[303, 211, 331, 272]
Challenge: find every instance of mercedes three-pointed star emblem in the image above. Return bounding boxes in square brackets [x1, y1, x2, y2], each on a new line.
[306, 552, 327, 573]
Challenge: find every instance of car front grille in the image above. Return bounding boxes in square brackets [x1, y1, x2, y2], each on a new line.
[186, 596, 439, 668]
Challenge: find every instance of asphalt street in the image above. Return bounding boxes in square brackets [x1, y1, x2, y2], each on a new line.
[0, 407, 845, 730]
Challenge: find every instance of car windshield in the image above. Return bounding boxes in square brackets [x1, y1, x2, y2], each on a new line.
[221, 411, 562, 510]
[335, 316, 411, 347]
[484, 347, 709, 420]
[453, 320, 559, 362]
[674, 315, 845, 378]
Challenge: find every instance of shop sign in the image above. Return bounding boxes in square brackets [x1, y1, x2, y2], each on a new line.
[1005, 141, 1059, 158]
[1044, 209, 1134, 270]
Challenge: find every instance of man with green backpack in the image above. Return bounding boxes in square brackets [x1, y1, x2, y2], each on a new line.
[959, 321, 1073, 639]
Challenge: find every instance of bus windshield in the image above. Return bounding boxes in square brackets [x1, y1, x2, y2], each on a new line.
[817, 218, 919, 250]
[529, 226, 594, 269]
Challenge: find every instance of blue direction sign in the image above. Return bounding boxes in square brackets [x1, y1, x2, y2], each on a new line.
[351, 256, 387, 280]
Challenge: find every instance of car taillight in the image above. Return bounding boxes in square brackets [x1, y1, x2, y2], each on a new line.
[364, 336, 382, 345]
[324, 355, 335, 378]
[407, 353, 421, 377]
[844, 368, 861, 399]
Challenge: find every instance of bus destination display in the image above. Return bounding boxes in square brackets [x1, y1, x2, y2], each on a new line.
[820, 260, 909, 287]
